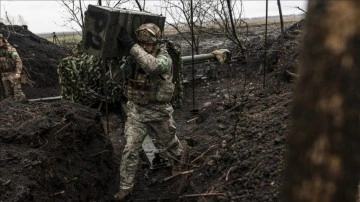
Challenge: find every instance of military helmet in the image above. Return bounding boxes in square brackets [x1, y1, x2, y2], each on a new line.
[135, 23, 161, 44]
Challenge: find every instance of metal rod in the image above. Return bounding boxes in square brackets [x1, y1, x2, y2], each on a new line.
[263, 0, 269, 88]
[102, 60, 109, 135]
[27, 96, 62, 102]
[190, 0, 196, 110]
[181, 53, 216, 65]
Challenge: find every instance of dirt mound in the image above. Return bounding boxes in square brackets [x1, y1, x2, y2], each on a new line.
[0, 23, 71, 98]
[0, 99, 117, 201]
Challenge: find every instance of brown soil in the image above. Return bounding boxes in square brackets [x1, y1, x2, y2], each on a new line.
[0, 20, 304, 201]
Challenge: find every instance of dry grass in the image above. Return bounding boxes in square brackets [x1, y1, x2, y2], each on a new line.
[38, 32, 82, 43]
[37, 14, 304, 43]
[164, 14, 304, 36]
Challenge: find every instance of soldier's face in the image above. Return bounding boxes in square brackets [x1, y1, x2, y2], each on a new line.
[139, 42, 156, 54]
[0, 39, 4, 46]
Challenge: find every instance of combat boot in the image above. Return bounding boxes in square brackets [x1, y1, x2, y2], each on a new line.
[114, 188, 132, 201]
[14, 95, 27, 102]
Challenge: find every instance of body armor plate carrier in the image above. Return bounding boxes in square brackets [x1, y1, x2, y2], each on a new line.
[125, 73, 174, 105]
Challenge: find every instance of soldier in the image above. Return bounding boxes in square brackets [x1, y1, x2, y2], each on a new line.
[114, 23, 183, 200]
[0, 34, 26, 101]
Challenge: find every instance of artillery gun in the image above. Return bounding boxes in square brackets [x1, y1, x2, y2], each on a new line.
[56, 5, 230, 106]
[34, 5, 231, 169]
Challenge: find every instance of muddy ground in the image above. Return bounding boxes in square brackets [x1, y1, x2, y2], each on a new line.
[0, 20, 303, 201]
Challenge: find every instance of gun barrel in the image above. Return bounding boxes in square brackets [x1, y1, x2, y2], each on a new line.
[181, 53, 216, 65]
[181, 49, 231, 65]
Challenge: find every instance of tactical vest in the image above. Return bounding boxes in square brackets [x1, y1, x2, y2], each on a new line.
[0, 47, 15, 72]
[124, 52, 175, 105]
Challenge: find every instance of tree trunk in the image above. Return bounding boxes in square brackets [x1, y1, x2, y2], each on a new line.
[277, 0, 284, 36]
[281, 1, 360, 202]
[226, 0, 246, 55]
[276, 0, 284, 89]
[135, 0, 143, 11]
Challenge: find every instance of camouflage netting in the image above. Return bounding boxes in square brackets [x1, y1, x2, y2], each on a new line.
[58, 54, 124, 107]
[58, 41, 184, 109]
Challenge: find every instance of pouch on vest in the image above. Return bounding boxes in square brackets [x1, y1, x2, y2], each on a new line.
[125, 79, 151, 105]
[0, 57, 14, 72]
[156, 79, 174, 103]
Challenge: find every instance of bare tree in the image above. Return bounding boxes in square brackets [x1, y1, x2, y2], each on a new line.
[276, 0, 284, 89]
[225, 0, 246, 54]
[201, 0, 246, 55]
[3, 11, 14, 26]
[277, 0, 284, 36]
[134, 0, 145, 11]
[281, 1, 360, 202]
[17, 15, 27, 26]
[59, 0, 137, 34]
[163, 0, 211, 54]
[59, 0, 88, 34]
[1, 12, 27, 27]
[103, 0, 131, 8]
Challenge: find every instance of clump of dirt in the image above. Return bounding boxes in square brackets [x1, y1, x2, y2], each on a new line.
[0, 99, 117, 201]
[0, 18, 304, 202]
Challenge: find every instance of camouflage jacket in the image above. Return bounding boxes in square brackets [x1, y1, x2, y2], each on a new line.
[122, 43, 175, 122]
[122, 43, 173, 81]
[0, 41, 22, 74]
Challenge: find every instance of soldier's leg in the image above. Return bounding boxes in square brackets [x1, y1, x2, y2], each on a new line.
[1, 73, 13, 98]
[0, 79, 6, 99]
[12, 78, 25, 101]
[119, 117, 148, 189]
[149, 116, 183, 157]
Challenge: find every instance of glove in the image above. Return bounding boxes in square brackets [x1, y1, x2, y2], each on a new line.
[117, 28, 135, 48]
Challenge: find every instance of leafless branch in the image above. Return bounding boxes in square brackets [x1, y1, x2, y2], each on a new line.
[191, 145, 216, 164]
[163, 169, 194, 181]
[295, 6, 307, 14]
[59, 0, 132, 35]
[180, 192, 226, 198]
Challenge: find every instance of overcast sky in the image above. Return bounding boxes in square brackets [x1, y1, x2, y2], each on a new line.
[0, 0, 307, 34]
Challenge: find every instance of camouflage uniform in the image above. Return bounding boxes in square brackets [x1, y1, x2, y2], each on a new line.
[0, 39, 25, 100]
[119, 43, 183, 190]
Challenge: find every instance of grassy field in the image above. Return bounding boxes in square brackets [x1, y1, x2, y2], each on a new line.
[38, 14, 304, 44]
[38, 32, 82, 44]
[164, 14, 304, 35]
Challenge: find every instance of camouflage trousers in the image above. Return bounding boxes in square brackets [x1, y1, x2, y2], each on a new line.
[119, 116, 183, 189]
[1, 72, 25, 101]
